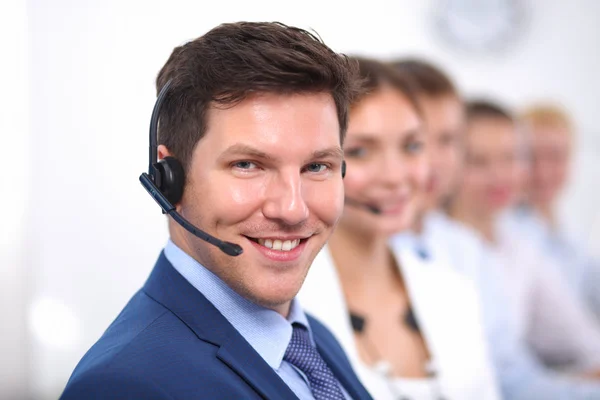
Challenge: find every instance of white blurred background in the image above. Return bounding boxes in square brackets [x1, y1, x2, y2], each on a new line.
[1, 0, 599, 398]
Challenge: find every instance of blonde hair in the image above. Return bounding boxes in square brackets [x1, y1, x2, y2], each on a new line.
[520, 104, 573, 135]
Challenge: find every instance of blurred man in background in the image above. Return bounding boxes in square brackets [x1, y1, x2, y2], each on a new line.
[391, 59, 600, 399]
[450, 100, 600, 373]
[512, 105, 600, 323]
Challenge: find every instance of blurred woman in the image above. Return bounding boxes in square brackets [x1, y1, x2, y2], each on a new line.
[448, 100, 600, 375]
[298, 58, 499, 400]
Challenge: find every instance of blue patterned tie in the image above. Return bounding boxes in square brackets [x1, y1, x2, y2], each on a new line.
[284, 323, 345, 400]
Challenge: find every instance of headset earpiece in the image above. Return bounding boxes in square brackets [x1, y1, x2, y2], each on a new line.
[153, 156, 185, 204]
[139, 78, 242, 256]
[342, 160, 347, 179]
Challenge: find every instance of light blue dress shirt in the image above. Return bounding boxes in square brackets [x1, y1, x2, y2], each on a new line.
[164, 239, 350, 399]
[501, 207, 600, 324]
[394, 212, 600, 400]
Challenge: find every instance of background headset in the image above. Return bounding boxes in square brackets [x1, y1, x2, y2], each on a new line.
[139, 79, 348, 257]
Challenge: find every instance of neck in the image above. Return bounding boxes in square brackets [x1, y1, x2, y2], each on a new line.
[449, 201, 496, 243]
[169, 223, 293, 317]
[272, 302, 292, 318]
[412, 196, 440, 234]
[412, 212, 425, 235]
[534, 202, 557, 230]
[328, 225, 401, 299]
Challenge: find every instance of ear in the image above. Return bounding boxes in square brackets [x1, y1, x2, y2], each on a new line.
[157, 144, 173, 160]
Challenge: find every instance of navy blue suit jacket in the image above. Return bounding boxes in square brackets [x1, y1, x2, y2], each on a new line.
[61, 252, 372, 399]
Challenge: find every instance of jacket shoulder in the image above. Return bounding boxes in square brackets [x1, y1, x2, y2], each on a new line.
[61, 369, 175, 400]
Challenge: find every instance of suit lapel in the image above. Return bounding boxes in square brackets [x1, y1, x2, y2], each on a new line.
[217, 341, 297, 399]
[143, 252, 298, 400]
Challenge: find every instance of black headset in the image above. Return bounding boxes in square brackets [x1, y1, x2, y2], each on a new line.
[139, 79, 347, 256]
[139, 79, 243, 256]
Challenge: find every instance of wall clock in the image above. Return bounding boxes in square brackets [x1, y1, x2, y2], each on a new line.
[433, 0, 529, 54]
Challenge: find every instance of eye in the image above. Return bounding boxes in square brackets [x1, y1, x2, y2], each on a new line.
[439, 133, 456, 147]
[232, 161, 258, 170]
[468, 155, 486, 167]
[305, 163, 328, 173]
[405, 140, 425, 154]
[345, 147, 367, 158]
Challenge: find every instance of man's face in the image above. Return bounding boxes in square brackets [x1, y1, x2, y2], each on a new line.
[458, 117, 520, 216]
[172, 92, 344, 314]
[419, 95, 465, 210]
[529, 124, 572, 209]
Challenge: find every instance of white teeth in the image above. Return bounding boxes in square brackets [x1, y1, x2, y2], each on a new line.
[256, 238, 301, 251]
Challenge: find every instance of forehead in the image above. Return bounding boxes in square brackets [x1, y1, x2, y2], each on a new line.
[347, 88, 421, 139]
[467, 117, 517, 153]
[420, 95, 464, 128]
[200, 92, 341, 157]
[532, 124, 571, 147]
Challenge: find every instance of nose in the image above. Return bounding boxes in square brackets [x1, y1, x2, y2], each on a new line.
[262, 169, 310, 226]
[377, 150, 409, 188]
[491, 158, 513, 182]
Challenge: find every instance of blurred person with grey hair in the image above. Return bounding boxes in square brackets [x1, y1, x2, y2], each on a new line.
[390, 59, 600, 399]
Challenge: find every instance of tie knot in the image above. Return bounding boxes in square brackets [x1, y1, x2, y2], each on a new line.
[284, 323, 316, 371]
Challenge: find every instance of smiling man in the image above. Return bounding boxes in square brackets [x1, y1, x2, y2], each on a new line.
[60, 22, 371, 400]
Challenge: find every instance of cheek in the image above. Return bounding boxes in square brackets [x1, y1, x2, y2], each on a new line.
[554, 166, 569, 186]
[463, 169, 488, 195]
[551, 162, 568, 180]
[507, 165, 522, 187]
[532, 163, 548, 183]
[434, 149, 461, 184]
[228, 181, 263, 204]
[210, 179, 266, 223]
[439, 149, 462, 180]
[450, 149, 462, 170]
[342, 167, 372, 198]
[411, 157, 431, 190]
[307, 181, 344, 224]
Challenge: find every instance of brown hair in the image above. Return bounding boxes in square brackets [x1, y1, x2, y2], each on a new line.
[390, 59, 459, 98]
[465, 100, 531, 160]
[466, 99, 515, 123]
[351, 56, 422, 115]
[156, 22, 363, 170]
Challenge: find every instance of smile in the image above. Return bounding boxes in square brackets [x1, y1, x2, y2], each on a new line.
[245, 236, 310, 261]
[256, 238, 301, 251]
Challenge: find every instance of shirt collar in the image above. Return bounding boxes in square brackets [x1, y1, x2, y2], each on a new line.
[163, 239, 311, 370]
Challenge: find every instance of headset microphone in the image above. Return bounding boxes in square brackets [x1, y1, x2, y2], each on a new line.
[139, 79, 243, 257]
[344, 198, 381, 215]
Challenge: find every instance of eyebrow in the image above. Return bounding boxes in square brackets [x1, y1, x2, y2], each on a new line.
[403, 128, 423, 138]
[220, 144, 274, 161]
[312, 147, 344, 160]
[219, 143, 344, 162]
[347, 128, 423, 142]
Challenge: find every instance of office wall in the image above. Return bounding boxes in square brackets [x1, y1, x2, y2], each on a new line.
[0, 1, 31, 399]
[14, 0, 600, 398]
